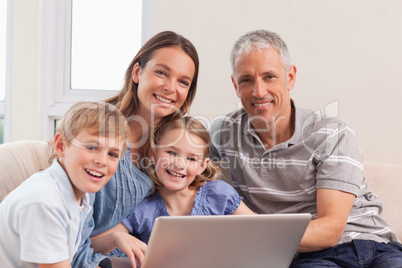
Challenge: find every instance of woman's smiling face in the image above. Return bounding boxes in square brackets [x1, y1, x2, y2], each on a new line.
[133, 46, 196, 123]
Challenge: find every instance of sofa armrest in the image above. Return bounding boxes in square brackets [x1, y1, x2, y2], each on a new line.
[0, 140, 50, 201]
[364, 162, 402, 241]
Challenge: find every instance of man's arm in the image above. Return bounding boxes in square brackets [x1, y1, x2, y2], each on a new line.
[298, 188, 355, 252]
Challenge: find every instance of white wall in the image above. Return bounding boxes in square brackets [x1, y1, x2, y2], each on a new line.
[9, 0, 402, 164]
[154, 0, 402, 165]
[9, 0, 43, 141]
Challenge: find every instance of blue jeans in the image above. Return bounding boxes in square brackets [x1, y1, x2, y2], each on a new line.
[290, 240, 402, 268]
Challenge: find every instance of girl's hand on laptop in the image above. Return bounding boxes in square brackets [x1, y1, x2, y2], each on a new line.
[113, 232, 147, 268]
[91, 222, 147, 267]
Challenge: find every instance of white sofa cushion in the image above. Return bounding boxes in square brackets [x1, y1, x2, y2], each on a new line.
[0, 140, 50, 200]
[364, 162, 402, 240]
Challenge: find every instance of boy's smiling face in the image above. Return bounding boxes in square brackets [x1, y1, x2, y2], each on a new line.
[54, 129, 125, 202]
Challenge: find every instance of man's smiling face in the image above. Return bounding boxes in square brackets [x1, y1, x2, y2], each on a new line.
[231, 46, 296, 128]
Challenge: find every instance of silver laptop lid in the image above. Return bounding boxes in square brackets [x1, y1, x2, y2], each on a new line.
[141, 213, 311, 268]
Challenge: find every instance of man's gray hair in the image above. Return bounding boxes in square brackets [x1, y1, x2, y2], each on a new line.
[230, 30, 291, 75]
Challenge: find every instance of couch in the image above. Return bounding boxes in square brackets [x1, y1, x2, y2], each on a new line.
[1, 140, 401, 240]
[0, 140, 49, 200]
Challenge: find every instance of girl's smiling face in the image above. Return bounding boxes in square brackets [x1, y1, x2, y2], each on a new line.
[152, 128, 209, 194]
[133, 47, 196, 123]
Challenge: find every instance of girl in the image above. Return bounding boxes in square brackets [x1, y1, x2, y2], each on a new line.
[73, 31, 200, 267]
[90, 117, 254, 268]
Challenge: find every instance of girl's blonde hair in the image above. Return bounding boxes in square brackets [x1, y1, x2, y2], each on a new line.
[48, 102, 130, 164]
[144, 117, 219, 193]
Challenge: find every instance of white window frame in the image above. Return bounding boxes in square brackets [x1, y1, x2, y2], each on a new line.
[0, 0, 13, 143]
[41, 0, 154, 139]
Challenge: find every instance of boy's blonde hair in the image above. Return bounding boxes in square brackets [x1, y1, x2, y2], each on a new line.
[48, 102, 130, 164]
[144, 116, 220, 193]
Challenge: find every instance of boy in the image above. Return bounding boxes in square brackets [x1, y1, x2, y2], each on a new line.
[0, 102, 129, 267]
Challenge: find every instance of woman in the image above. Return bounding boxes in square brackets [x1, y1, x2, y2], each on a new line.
[72, 31, 199, 268]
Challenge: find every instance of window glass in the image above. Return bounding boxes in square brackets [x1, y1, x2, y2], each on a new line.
[70, 0, 142, 90]
[0, 118, 4, 144]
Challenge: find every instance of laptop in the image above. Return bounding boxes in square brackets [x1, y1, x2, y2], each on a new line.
[140, 213, 311, 268]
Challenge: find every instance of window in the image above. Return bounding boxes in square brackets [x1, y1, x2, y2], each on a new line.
[42, 0, 153, 139]
[0, 118, 3, 144]
[71, 1, 142, 91]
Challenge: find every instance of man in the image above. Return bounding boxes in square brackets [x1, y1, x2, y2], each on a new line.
[210, 29, 402, 267]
